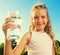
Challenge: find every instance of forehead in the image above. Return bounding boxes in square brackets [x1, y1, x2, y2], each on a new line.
[32, 8, 47, 16]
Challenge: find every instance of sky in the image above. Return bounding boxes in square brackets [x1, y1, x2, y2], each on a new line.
[0, 0, 60, 44]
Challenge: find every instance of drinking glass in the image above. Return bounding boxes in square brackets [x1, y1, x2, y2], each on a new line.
[7, 11, 22, 41]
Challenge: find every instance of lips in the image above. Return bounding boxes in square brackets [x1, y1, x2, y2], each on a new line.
[36, 23, 44, 26]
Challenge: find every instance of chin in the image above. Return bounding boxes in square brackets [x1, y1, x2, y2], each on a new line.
[36, 27, 44, 30]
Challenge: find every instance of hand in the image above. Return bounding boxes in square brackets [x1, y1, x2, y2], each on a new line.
[2, 17, 17, 36]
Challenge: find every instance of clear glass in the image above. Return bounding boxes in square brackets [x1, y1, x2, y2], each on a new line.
[7, 12, 22, 41]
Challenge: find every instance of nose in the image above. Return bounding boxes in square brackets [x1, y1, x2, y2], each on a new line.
[38, 17, 42, 22]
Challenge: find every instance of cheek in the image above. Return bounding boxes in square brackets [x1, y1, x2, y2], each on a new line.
[32, 21, 37, 27]
[32, 19, 36, 24]
[43, 20, 48, 25]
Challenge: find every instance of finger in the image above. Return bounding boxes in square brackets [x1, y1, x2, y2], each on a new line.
[2, 22, 15, 30]
[2, 25, 7, 35]
[5, 17, 14, 23]
[6, 24, 17, 30]
[2, 22, 12, 28]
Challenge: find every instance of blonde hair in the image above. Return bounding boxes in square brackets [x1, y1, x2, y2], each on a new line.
[29, 3, 56, 53]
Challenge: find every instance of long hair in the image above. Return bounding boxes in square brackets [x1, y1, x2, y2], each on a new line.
[29, 3, 56, 53]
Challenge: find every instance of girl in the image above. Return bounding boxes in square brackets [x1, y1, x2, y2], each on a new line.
[2, 3, 56, 55]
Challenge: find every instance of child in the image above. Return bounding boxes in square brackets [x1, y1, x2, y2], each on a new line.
[2, 3, 56, 55]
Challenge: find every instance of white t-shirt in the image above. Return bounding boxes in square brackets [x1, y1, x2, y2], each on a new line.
[26, 31, 53, 55]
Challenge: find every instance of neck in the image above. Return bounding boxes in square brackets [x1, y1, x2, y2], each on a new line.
[35, 28, 44, 32]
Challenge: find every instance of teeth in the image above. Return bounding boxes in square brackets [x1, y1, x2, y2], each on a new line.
[37, 24, 42, 25]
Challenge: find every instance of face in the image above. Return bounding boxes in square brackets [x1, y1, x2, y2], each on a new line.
[32, 8, 48, 32]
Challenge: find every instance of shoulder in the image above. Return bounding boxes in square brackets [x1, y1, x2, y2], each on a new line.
[21, 31, 32, 44]
[23, 31, 31, 40]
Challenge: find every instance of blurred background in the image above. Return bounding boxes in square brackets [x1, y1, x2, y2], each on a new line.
[0, 0, 60, 44]
[0, 0, 60, 55]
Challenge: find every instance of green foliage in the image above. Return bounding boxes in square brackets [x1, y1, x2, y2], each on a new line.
[55, 46, 60, 55]
[0, 43, 4, 55]
[11, 39, 17, 49]
[0, 40, 60, 55]
[21, 48, 27, 55]
[56, 40, 60, 46]
[55, 40, 60, 55]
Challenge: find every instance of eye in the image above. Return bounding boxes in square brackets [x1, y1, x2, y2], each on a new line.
[34, 16, 39, 19]
[41, 16, 45, 18]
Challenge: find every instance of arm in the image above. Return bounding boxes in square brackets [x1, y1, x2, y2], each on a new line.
[4, 39, 14, 55]
[13, 32, 30, 55]
[3, 18, 31, 55]
[4, 32, 30, 55]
